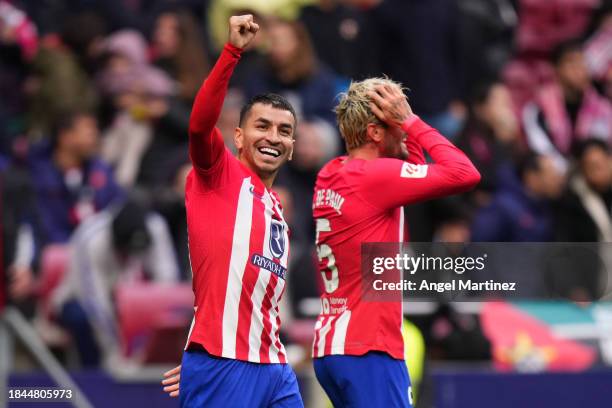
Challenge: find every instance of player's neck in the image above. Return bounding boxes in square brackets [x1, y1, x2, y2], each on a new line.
[348, 144, 381, 161]
[238, 156, 276, 188]
[259, 174, 275, 188]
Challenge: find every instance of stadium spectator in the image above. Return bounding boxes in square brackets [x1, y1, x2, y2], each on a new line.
[554, 139, 612, 300]
[514, 0, 599, 55]
[522, 40, 612, 172]
[299, 0, 380, 81]
[135, 98, 191, 188]
[431, 199, 473, 243]
[360, 0, 465, 139]
[423, 304, 491, 361]
[455, 0, 516, 102]
[457, 81, 521, 202]
[207, 0, 305, 50]
[242, 18, 338, 126]
[95, 29, 190, 189]
[555, 139, 612, 242]
[20, 0, 186, 35]
[28, 111, 123, 245]
[472, 153, 565, 242]
[95, 29, 169, 95]
[150, 8, 210, 102]
[59, 11, 108, 77]
[0, 0, 36, 150]
[52, 198, 179, 367]
[27, 36, 98, 139]
[153, 158, 192, 280]
[583, 3, 612, 99]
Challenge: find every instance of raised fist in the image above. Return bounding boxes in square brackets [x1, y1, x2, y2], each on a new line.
[228, 14, 259, 49]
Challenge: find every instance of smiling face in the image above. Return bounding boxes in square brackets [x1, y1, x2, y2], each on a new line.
[234, 102, 296, 184]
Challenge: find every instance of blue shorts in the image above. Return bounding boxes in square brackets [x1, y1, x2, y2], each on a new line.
[179, 348, 304, 408]
[313, 352, 413, 408]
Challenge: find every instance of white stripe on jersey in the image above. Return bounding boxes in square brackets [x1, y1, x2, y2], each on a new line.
[268, 275, 285, 363]
[399, 207, 404, 242]
[330, 310, 351, 354]
[222, 178, 253, 359]
[316, 316, 335, 357]
[184, 228, 196, 350]
[268, 192, 289, 362]
[247, 191, 274, 362]
[312, 317, 323, 356]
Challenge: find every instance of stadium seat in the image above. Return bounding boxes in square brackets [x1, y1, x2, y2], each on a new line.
[285, 319, 317, 345]
[33, 244, 72, 347]
[114, 283, 194, 361]
[36, 244, 70, 313]
[516, 0, 598, 55]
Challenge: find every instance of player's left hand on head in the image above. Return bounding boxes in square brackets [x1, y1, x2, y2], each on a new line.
[161, 364, 181, 397]
[228, 14, 259, 49]
[368, 84, 414, 128]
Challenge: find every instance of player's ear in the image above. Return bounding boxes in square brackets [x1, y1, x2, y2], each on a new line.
[366, 123, 383, 143]
[288, 138, 295, 161]
[234, 126, 244, 150]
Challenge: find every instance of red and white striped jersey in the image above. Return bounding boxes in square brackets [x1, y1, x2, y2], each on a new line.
[184, 43, 289, 364]
[312, 118, 480, 359]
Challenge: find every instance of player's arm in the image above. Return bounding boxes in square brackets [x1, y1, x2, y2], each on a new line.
[403, 115, 426, 165]
[188, 15, 259, 170]
[363, 85, 480, 209]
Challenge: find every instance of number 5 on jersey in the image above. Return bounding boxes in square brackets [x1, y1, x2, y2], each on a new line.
[316, 218, 339, 293]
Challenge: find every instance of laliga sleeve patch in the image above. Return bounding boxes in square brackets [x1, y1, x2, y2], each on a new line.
[400, 162, 428, 178]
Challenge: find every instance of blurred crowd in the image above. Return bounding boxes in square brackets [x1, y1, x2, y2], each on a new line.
[0, 0, 611, 370]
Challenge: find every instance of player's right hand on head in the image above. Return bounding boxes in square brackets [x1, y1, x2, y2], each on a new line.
[161, 364, 181, 398]
[368, 84, 414, 128]
[228, 14, 259, 49]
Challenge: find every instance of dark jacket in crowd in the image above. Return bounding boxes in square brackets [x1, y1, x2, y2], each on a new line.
[243, 64, 338, 126]
[299, 3, 380, 80]
[28, 144, 123, 244]
[369, 0, 462, 115]
[471, 165, 555, 242]
[137, 99, 191, 188]
[457, 120, 516, 194]
[555, 176, 612, 242]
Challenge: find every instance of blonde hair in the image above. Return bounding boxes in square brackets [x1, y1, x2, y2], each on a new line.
[335, 77, 404, 150]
